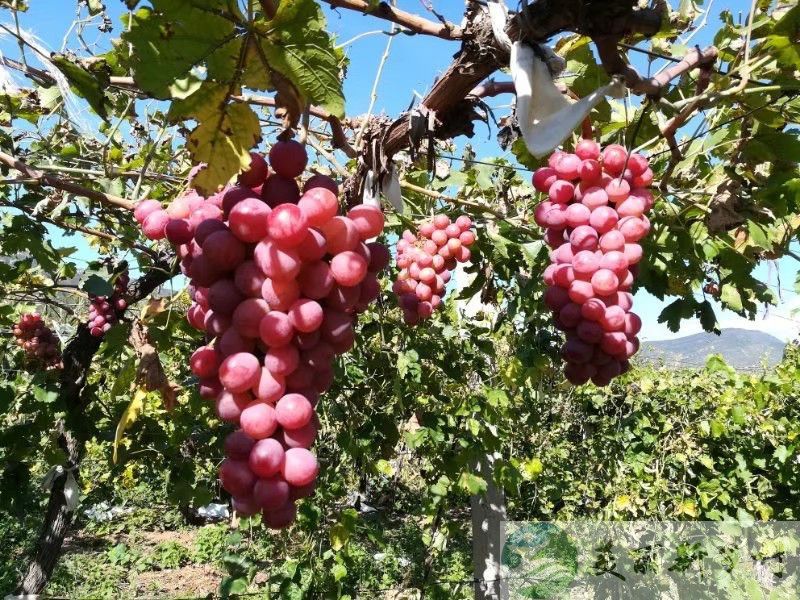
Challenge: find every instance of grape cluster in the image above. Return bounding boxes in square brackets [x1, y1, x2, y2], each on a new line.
[13, 313, 62, 369]
[134, 140, 389, 529]
[532, 140, 653, 386]
[392, 214, 476, 324]
[87, 271, 129, 338]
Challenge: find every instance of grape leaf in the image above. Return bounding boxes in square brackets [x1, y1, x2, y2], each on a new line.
[51, 54, 112, 121]
[764, 6, 800, 69]
[169, 82, 262, 194]
[658, 298, 695, 332]
[123, 0, 242, 99]
[113, 387, 147, 463]
[256, 0, 345, 118]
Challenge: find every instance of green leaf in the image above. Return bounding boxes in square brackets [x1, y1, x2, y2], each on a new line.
[257, 0, 345, 118]
[521, 457, 543, 480]
[50, 54, 112, 120]
[764, 7, 800, 69]
[459, 472, 487, 495]
[82, 274, 114, 297]
[658, 298, 694, 332]
[331, 563, 347, 582]
[123, 1, 241, 98]
[774, 445, 790, 464]
[720, 285, 744, 313]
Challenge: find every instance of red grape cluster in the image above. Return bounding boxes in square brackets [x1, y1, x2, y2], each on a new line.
[13, 313, 62, 369]
[392, 214, 476, 324]
[134, 140, 389, 529]
[87, 271, 129, 337]
[532, 140, 653, 386]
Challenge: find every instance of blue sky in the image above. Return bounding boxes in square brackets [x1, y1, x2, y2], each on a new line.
[2, 0, 797, 341]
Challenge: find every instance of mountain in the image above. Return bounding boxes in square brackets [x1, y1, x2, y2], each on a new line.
[639, 328, 787, 371]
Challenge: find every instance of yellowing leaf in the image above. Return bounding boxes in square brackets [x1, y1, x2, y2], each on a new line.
[113, 388, 147, 464]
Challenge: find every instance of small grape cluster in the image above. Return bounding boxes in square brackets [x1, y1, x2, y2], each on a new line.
[392, 214, 476, 324]
[87, 271, 129, 338]
[13, 313, 61, 369]
[532, 140, 653, 386]
[135, 139, 389, 529]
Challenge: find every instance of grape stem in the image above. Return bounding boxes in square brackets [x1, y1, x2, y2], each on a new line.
[324, 0, 463, 40]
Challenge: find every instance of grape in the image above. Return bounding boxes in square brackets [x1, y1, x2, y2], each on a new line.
[235, 260, 266, 298]
[261, 278, 301, 312]
[224, 429, 256, 460]
[219, 352, 261, 393]
[240, 400, 279, 439]
[261, 174, 300, 207]
[575, 138, 601, 160]
[13, 313, 62, 368]
[218, 328, 255, 357]
[263, 500, 297, 529]
[219, 459, 255, 497]
[239, 152, 269, 187]
[232, 298, 270, 338]
[298, 188, 338, 228]
[208, 279, 245, 316]
[330, 251, 367, 287]
[605, 179, 630, 203]
[253, 477, 291, 511]
[320, 216, 359, 254]
[549, 180, 575, 203]
[203, 230, 246, 271]
[267, 203, 308, 248]
[269, 139, 307, 178]
[325, 283, 360, 312]
[222, 186, 259, 217]
[190, 346, 219, 378]
[282, 448, 318, 486]
[296, 228, 327, 262]
[232, 496, 260, 517]
[347, 205, 384, 240]
[193, 218, 228, 245]
[216, 391, 251, 423]
[134, 199, 162, 224]
[554, 153, 581, 180]
[255, 366, 285, 402]
[265, 345, 300, 376]
[275, 393, 313, 429]
[248, 438, 285, 478]
[259, 311, 295, 347]
[254, 239, 301, 281]
[296, 261, 334, 300]
[199, 376, 223, 399]
[303, 173, 338, 195]
[288, 299, 323, 333]
[367, 242, 391, 272]
[228, 197, 271, 243]
[142, 209, 170, 240]
[165, 218, 194, 245]
[532, 167, 557, 192]
[281, 419, 317, 449]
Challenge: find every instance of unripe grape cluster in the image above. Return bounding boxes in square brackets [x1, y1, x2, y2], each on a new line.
[87, 271, 129, 337]
[13, 313, 62, 369]
[532, 140, 653, 386]
[392, 214, 476, 324]
[134, 140, 389, 529]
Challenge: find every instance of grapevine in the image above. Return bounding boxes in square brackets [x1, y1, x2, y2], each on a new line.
[134, 141, 389, 529]
[12, 313, 62, 369]
[392, 214, 476, 324]
[533, 140, 652, 386]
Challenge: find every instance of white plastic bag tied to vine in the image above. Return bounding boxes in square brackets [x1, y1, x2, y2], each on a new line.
[487, 1, 625, 158]
[362, 166, 403, 214]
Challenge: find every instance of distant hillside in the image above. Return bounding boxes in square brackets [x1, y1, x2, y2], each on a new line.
[639, 328, 786, 370]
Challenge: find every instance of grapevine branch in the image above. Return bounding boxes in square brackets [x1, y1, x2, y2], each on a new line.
[324, 0, 463, 40]
[0, 150, 135, 210]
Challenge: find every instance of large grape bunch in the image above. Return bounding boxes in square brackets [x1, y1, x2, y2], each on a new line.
[87, 270, 129, 337]
[134, 139, 389, 529]
[392, 214, 476, 324]
[532, 140, 653, 386]
[13, 313, 62, 369]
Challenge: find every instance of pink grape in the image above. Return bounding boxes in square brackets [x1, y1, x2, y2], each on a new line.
[240, 400, 279, 439]
[191, 346, 219, 378]
[268, 203, 308, 248]
[222, 186, 258, 217]
[263, 500, 297, 529]
[262, 277, 301, 310]
[605, 179, 630, 203]
[589, 206, 619, 234]
[565, 203, 591, 228]
[544, 286, 570, 311]
[581, 186, 609, 210]
[282, 448, 319, 486]
[568, 280, 595, 304]
[265, 345, 300, 376]
[296, 228, 327, 262]
[208, 279, 245, 316]
[326, 283, 360, 312]
[591, 269, 619, 296]
[259, 311, 294, 347]
[276, 393, 313, 429]
[142, 209, 170, 240]
[330, 251, 367, 287]
[549, 180, 575, 204]
[569, 226, 599, 251]
[228, 197, 271, 243]
[225, 430, 256, 460]
[165, 218, 193, 245]
[347, 205, 384, 239]
[218, 328, 255, 357]
[253, 477, 291, 511]
[235, 261, 266, 298]
[219, 459, 255, 497]
[303, 174, 338, 195]
[255, 366, 285, 403]
[297, 261, 334, 300]
[219, 352, 261, 393]
[203, 230, 246, 271]
[600, 306, 626, 332]
[254, 239, 301, 280]
[575, 139, 601, 160]
[193, 219, 228, 245]
[282, 420, 317, 449]
[532, 167, 557, 192]
[561, 337, 593, 363]
[249, 438, 285, 478]
[320, 216, 359, 254]
[599, 230, 626, 252]
[232, 298, 270, 338]
[554, 153, 581, 180]
[216, 391, 250, 423]
[602, 144, 627, 176]
[288, 299, 324, 333]
[134, 199, 162, 224]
